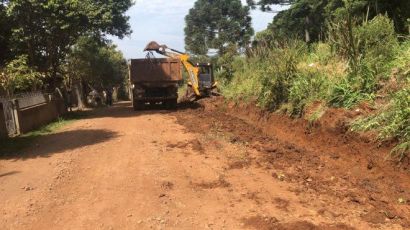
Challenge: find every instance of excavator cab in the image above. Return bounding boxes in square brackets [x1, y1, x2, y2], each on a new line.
[196, 63, 214, 91]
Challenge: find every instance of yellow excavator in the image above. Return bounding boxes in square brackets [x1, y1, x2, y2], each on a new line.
[144, 41, 217, 100]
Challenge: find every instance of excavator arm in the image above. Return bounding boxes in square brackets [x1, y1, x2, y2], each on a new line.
[144, 41, 202, 96]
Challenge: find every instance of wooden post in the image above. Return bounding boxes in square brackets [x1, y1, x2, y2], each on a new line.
[0, 102, 7, 139]
[13, 99, 21, 136]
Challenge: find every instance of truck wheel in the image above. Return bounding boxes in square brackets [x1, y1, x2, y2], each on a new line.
[133, 100, 144, 111]
[164, 99, 177, 110]
[169, 99, 177, 110]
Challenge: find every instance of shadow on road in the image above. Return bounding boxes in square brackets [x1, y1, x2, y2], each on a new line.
[0, 171, 20, 178]
[0, 129, 118, 160]
[83, 101, 204, 119]
[0, 100, 202, 160]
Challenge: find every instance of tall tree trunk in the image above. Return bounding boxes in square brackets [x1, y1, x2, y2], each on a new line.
[375, 0, 379, 14]
[305, 16, 311, 43]
[74, 82, 85, 110]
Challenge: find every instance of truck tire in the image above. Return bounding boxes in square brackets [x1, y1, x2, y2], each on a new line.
[169, 98, 177, 110]
[164, 99, 177, 110]
[133, 100, 144, 111]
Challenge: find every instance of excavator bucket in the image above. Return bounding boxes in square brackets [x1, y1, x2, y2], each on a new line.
[144, 41, 166, 52]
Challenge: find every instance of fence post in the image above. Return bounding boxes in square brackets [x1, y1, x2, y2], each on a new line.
[13, 99, 21, 136]
[0, 102, 7, 139]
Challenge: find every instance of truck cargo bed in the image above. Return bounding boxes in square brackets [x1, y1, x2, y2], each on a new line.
[129, 58, 182, 83]
[129, 58, 181, 110]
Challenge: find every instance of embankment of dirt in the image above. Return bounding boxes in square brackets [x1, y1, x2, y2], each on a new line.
[175, 97, 410, 228]
[203, 97, 408, 171]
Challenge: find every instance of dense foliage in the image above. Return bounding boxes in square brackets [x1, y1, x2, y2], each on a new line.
[219, 11, 410, 158]
[65, 36, 128, 89]
[209, 0, 410, 159]
[0, 3, 11, 66]
[0, 55, 43, 96]
[0, 0, 132, 96]
[185, 0, 254, 55]
[253, 0, 410, 43]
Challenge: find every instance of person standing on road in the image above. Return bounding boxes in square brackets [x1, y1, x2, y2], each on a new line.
[106, 87, 113, 106]
[66, 88, 73, 112]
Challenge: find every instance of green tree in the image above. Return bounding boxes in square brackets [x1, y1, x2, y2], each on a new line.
[65, 36, 127, 89]
[329, 0, 410, 35]
[65, 36, 127, 108]
[256, 0, 410, 43]
[269, 0, 329, 43]
[0, 2, 12, 66]
[185, 0, 254, 55]
[0, 55, 43, 96]
[5, 0, 132, 82]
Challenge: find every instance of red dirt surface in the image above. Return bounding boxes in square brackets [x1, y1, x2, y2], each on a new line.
[174, 97, 410, 229]
[1, 100, 409, 229]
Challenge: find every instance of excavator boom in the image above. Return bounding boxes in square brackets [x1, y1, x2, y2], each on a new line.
[144, 41, 216, 99]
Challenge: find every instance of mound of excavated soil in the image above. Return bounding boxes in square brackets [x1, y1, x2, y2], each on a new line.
[174, 97, 410, 228]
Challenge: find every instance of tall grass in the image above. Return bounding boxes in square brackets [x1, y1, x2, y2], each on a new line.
[219, 56, 262, 102]
[289, 69, 332, 116]
[352, 42, 410, 160]
[219, 14, 410, 159]
[328, 15, 399, 108]
[220, 41, 337, 116]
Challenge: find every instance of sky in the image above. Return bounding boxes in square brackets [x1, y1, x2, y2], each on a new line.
[110, 0, 287, 59]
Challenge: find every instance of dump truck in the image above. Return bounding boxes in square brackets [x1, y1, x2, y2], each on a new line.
[129, 58, 182, 110]
[144, 41, 217, 100]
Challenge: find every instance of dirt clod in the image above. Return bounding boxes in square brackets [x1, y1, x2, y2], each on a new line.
[161, 181, 174, 191]
[192, 176, 231, 190]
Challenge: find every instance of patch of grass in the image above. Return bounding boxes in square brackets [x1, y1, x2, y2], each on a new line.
[307, 104, 327, 124]
[328, 78, 375, 108]
[289, 69, 332, 116]
[219, 15, 409, 160]
[219, 56, 262, 103]
[352, 84, 410, 160]
[0, 111, 87, 156]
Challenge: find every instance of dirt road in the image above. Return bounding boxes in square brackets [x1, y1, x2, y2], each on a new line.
[1, 101, 409, 230]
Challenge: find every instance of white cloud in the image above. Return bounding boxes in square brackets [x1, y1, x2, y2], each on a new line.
[133, 0, 194, 15]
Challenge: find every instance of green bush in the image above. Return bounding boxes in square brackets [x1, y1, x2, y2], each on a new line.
[220, 13, 409, 161]
[306, 43, 334, 65]
[389, 40, 410, 79]
[215, 44, 239, 82]
[289, 69, 331, 116]
[353, 82, 410, 160]
[222, 40, 336, 114]
[220, 56, 262, 102]
[328, 77, 374, 108]
[349, 38, 410, 160]
[221, 41, 307, 108]
[0, 55, 44, 96]
[327, 15, 399, 108]
[256, 41, 305, 110]
[356, 15, 399, 77]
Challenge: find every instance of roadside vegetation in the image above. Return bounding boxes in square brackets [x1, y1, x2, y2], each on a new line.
[0, 0, 132, 103]
[185, 0, 410, 159]
[0, 1, 131, 150]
